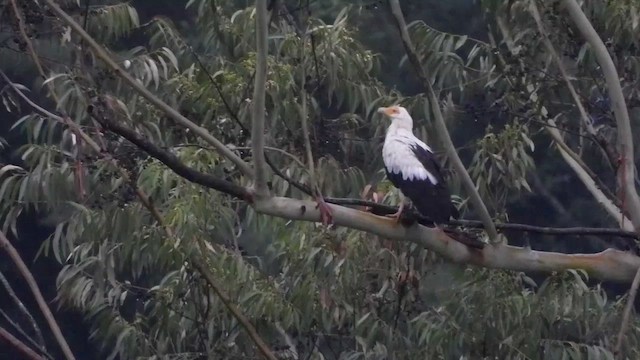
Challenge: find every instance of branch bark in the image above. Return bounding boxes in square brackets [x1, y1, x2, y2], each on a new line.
[0, 231, 75, 360]
[562, 0, 640, 231]
[42, 0, 254, 178]
[251, 0, 269, 196]
[387, 0, 499, 241]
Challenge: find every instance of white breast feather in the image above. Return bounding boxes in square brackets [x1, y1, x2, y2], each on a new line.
[383, 129, 438, 184]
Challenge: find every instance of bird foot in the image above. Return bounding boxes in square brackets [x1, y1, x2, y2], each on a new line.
[385, 205, 404, 224]
[315, 195, 333, 226]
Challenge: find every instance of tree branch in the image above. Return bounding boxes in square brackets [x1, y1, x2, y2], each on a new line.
[88, 96, 250, 200]
[42, 0, 254, 178]
[252, 0, 269, 196]
[0, 325, 44, 360]
[563, 0, 640, 231]
[387, 0, 499, 241]
[0, 231, 75, 360]
[252, 196, 640, 283]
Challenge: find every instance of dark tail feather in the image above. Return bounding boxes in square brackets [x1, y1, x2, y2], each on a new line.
[443, 228, 485, 249]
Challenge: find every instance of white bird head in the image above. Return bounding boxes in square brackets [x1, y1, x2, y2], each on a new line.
[377, 105, 413, 130]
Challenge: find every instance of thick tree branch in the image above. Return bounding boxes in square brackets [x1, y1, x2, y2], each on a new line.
[0, 231, 75, 360]
[42, 0, 254, 178]
[0, 325, 44, 360]
[253, 196, 640, 283]
[387, 0, 499, 241]
[252, 0, 269, 196]
[88, 97, 250, 199]
[562, 0, 640, 231]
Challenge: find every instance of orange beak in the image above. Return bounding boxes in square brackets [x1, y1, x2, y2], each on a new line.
[377, 106, 397, 118]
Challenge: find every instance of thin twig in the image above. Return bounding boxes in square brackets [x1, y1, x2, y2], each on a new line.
[0, 325, 44, 360]
[0, 270, 46, 349]
[0, 231, 75, 360]
[387, 0, 499, 241]
[0, 308, 54, 360]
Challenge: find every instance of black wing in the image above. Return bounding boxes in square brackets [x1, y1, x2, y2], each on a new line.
[385, 145, 458, 224]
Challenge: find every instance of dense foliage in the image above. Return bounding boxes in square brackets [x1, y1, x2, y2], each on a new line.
[1, 0, 640, 359]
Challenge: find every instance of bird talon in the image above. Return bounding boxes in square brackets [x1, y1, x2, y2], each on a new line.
[385, 204, 404, 224]
[315, 196, 333, 226]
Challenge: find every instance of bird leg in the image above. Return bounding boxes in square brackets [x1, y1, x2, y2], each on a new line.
[315, 194, 333, 226]
[386, 193, 406, 224]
